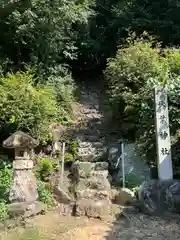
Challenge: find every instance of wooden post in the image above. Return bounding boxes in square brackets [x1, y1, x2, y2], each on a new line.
[155, 85, 173, 180]
[61, 142, 65, 184]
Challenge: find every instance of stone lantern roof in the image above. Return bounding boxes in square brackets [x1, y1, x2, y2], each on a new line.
[2, 131, 38, 149]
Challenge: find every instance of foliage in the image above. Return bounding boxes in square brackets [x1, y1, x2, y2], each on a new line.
[35, 157, 58, 181]
[0, 0, 93, 77]
[0, 201, 9, 221]
[105, 34, 180, 168]
[37, 180, 53, 206]
[124, 173, 143, 189]
[0, 155, 13, 203]
[66, 140, 79, 158]
[0, 70, 75, 144]
[63, 139, 79, 163]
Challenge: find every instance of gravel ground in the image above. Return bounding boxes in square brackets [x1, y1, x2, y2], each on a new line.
[1, 209, 180, 240]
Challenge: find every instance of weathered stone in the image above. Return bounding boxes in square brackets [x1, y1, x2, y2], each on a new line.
[94, 162, 108, 170]
[111, 188, 135, 205]
[138, 180, 180, 215]
[13, 160, 33, 170]
[58, 202, 75, 216]
[77, 189, 110, 200]
[8, 201, 44, 218]
[71, 161, 95, 179]
[53, 185, 72, 203]
[87, 176, 110, 190]
[78, 154, 97, 162]
[90, 170, 108, 178]
[77, 173, 110, 191]
[9, 170, 38, 203]
[75, 199, 110, 219]
[3, 131, 38, 149]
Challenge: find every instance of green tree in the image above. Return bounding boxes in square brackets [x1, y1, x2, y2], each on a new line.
[105, 34, 180, 171]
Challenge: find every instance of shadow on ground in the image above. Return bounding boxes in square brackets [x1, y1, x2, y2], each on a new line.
[104, 207, 180, 240]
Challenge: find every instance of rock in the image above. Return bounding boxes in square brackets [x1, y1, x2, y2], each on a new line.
[90, 170, 109, 178]
[75, 199, 111, 219]
[94, 162, 108, 171]
[77, 189, 110, 200]
[9, 170, 38, 203]
[57, 202, 75, 216]
[71, 161, 95, 179]
[77, 173, 111, 191]
[53, 185, 72, 203]
[138, 179, 180, 215]
[86, 176, 110, 190]
[112, 188, 135, 205]
[8, 201, 44, 218]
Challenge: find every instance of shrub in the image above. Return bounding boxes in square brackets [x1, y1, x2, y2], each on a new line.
[0, 69, 76, 144]
[0, 155, 13, 203]
[36, 157, 54, 181]
[37, 180, 53, 206]
[105, 33, 180, 168]
[0, 70, 59, 143]
[0, 201, 9, 221]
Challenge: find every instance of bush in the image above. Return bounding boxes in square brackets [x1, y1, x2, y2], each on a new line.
[36, 157, 54, 181]
[0, 70, 58, 143]
[0, 201, 9, 221]
[37, 180, 53, 206]
[0, 155, 13, 203]
[0, 69, 76, 144]
[105, 33, 180, 168]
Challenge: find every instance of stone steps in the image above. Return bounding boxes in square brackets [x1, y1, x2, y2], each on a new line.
[75, 85, 106, 163]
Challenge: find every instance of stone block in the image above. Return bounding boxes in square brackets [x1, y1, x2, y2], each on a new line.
[71, 161, 95, 180]
[77, 173, 111, 191]
[77, 189, 110, 200]
[75, 199, 111, 219]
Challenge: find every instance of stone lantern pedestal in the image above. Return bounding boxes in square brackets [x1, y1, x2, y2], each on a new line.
[3, 131, 43, 217]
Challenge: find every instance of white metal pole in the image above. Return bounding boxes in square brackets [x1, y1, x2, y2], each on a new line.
[121, 141, 125, 188]
[61, 142, 65, 184]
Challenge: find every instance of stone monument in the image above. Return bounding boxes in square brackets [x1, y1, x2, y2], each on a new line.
[3, 131, 43, 217]
[138, 86, 180, 215]
[155, 86, 173, 180]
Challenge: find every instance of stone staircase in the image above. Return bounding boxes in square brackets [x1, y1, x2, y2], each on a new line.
[75, 83, 106, 162]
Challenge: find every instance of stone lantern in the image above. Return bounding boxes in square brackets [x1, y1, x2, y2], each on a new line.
[3, 131, 41, 216]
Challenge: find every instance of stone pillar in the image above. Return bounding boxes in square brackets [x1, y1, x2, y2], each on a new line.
[155, 86, 173, 180]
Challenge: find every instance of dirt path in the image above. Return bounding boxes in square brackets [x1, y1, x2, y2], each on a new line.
[1, 211, 180, 240]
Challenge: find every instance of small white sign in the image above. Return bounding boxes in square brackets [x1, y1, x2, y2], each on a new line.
[155, 86, 173, 180]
